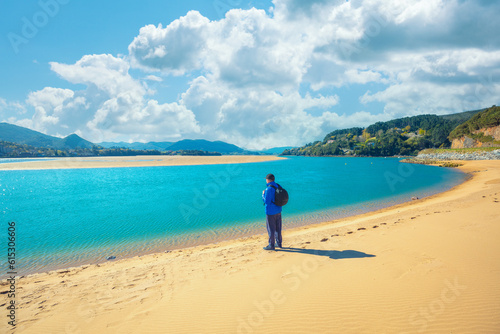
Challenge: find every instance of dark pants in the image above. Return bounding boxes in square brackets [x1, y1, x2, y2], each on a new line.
[266, 213, 282, 247]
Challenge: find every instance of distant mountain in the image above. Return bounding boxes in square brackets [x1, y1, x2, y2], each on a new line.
[0, 122, 94, 149]
[167, 139, 245, 154]
[99, 141, 131, 149]
[59, 134, 95, 149]
[99, 141, 173, 151]
[440, 108, 486, 124]
[0, 122, 257, 155]
[0, 122, 61, 147]
[260, 147, 297, 154]
[99, 139, 244, 153]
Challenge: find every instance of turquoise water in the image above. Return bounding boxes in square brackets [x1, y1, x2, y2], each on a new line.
[0, 157, 466, 275]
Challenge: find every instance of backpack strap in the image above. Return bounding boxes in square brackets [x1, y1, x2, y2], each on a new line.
[268, 184, 278, 204]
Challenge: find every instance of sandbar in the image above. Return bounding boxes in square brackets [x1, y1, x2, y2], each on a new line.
[0, 155, 284, 170]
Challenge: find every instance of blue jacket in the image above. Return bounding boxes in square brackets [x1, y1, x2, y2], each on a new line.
[262, 181, 282, 215]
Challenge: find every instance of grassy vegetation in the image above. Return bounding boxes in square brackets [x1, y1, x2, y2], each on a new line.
[400, 158, 464, 168]
[440, 161, 464, 167]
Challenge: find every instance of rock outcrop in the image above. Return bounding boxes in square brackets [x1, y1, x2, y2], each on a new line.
[451, 125, 500, 148]
[451, 136, 480, 149]
[480, 125, 500, 140]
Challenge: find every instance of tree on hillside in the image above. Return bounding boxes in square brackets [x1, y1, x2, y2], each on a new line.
[362, 129, 371, 141]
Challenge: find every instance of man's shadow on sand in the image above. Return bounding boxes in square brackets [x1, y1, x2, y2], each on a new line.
[276, 247, 375, 260]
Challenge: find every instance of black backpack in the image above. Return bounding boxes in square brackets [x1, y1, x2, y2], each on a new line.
[270, 184, 289, 206]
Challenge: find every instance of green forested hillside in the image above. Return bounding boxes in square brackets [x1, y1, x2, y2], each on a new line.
[283, 109, 485, 157]
[449, 106, 500, 142]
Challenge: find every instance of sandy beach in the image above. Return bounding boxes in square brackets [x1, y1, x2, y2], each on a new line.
[2, 160, 500, 333]
[0, 155, 284, 170]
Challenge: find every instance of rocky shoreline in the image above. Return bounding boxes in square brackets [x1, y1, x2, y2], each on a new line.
[416, 149, 500, 161]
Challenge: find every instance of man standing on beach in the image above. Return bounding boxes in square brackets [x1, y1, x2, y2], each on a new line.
[262, 173, 282, 250]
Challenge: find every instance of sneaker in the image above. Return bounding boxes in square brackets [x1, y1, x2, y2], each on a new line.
[263, 245, 275, 251]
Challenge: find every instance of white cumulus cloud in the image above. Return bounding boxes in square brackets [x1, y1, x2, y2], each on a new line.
[17, 54, 200, 142]
[128, 11, 210, 75]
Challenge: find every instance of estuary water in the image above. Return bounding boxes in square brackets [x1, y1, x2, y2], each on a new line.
[0, 156, 466, 275]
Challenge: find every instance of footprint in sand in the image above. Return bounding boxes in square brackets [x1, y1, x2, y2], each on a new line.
[411, 217, 416, 219]
[357, 227, 366, 231]
[373, 225, 378, 228]
[320, 238, 328, 242]
[347, 231, 354, 234]
[331, 234, 339, 237]
[305, 241, 311, 244]
[381, 223, 387, 225]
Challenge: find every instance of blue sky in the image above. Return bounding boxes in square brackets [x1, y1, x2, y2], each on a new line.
[1, 0, 499, 149]
[0, 0, 269, 101]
